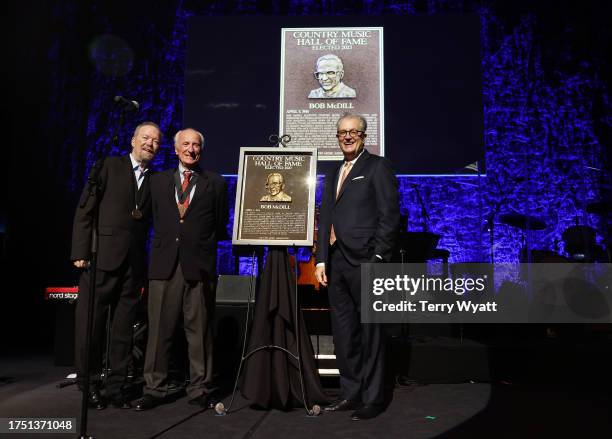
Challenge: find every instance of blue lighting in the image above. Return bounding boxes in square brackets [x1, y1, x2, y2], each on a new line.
[62, 1, 607, 272]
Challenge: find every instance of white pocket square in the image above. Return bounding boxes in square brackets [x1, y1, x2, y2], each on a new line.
[352, 176, 365, 181]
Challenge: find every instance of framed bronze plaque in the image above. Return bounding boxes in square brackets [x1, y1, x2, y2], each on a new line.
[232, 147, 318, 246]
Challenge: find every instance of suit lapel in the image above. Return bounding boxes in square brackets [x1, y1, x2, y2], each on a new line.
[335, 150, 370, 203]
[121, 155, 137, 205]
[169, 169, 180, 218]
[332, 165, 342, 195]
[184, 171, 209, 217]
[137, 173, 150, 208]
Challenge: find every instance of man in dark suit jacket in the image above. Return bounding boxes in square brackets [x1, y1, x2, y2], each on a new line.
[71, 121, 162, 409]
[315, 114, 400, 420]
[135, 128, 228, 411]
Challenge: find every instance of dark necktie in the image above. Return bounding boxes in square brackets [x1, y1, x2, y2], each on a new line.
[134, 165, 146, 190]
[178, 170, 192, 217]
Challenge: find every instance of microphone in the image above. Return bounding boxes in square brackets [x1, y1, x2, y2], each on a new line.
[113, 96, 139, 112]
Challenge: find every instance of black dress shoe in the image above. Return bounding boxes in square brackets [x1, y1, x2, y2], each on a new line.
[109, 393, 132, 409]
[205, 394, 220, 409]
[187, 394, 210, 409]
[88, 390, 107, 410]
[350, 404, 384, 420]
[134, 395, 162, 411]
[324, 399, 360, 412]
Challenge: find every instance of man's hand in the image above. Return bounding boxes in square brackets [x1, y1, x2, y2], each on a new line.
[73, 259, 89, 268]
[314, 265, 328, 287]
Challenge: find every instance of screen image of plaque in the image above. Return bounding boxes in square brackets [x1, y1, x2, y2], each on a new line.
[232, 148, 318, 246]
[185, 15, 482, 174]
[280, 27, 384, 161]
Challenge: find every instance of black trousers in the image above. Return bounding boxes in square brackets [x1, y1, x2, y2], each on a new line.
[74, 259, 141, 396]
[328, 246, 385, 405]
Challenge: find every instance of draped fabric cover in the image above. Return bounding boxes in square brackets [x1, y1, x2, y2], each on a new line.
[241, 248, 329, 409]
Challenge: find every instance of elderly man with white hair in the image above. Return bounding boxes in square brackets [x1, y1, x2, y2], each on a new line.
[134, 127, 228, 411]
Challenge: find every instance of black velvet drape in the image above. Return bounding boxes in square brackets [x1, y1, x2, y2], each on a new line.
[241, 248, 329, 409]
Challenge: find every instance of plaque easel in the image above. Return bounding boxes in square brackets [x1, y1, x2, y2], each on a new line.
[218, 134, 321, 416]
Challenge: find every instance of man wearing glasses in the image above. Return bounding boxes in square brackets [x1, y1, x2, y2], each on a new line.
[315, 114, 399, 420]
[308, 54, 356, 99]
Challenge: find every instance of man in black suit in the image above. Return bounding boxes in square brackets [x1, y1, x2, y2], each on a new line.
[71, 121, 162, 409]
[135, 128, 228, 411]
[315, 113, 400, 420]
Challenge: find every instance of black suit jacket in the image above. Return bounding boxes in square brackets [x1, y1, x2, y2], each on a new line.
[316, 150, 400, 267]
[148, 168, 228, 281]
[71, 155, 151, 275]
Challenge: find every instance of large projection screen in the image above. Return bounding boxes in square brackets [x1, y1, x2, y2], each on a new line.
[185, 15, 482, 175]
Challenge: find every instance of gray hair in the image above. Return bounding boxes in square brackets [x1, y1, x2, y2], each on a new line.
[266, 172, 284, 184]
[133, 121, 162, 138]
[315, 54, 344, 71]
[336, 113, 367, 132]
[174, 128, 205, 148]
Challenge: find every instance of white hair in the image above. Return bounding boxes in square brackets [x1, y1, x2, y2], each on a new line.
[336, 113, 367, 132]
[315, 54, 344, 71]
[174, 128, 205, 148]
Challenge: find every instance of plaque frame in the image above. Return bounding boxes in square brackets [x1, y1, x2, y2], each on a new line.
[232, 147, 318, 246]
[279, 26, 385, 161]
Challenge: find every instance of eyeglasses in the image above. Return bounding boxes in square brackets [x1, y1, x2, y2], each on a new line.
[314, 71, 339, 79]
[336, 129, 364, 138]
[141, 135, 160, 146]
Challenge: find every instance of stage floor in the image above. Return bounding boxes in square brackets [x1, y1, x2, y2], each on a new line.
[1, 353, 611, 439]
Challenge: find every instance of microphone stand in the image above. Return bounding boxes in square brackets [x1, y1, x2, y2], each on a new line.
[483, 202, 501, 264]
[412, 185, 431, 232]
[482, 176, 509, 264]
[78, 106, 128, 439]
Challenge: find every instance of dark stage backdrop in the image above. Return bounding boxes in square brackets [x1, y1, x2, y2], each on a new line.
[184, 14, 483, 175]
[7, 0, 611, 352]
